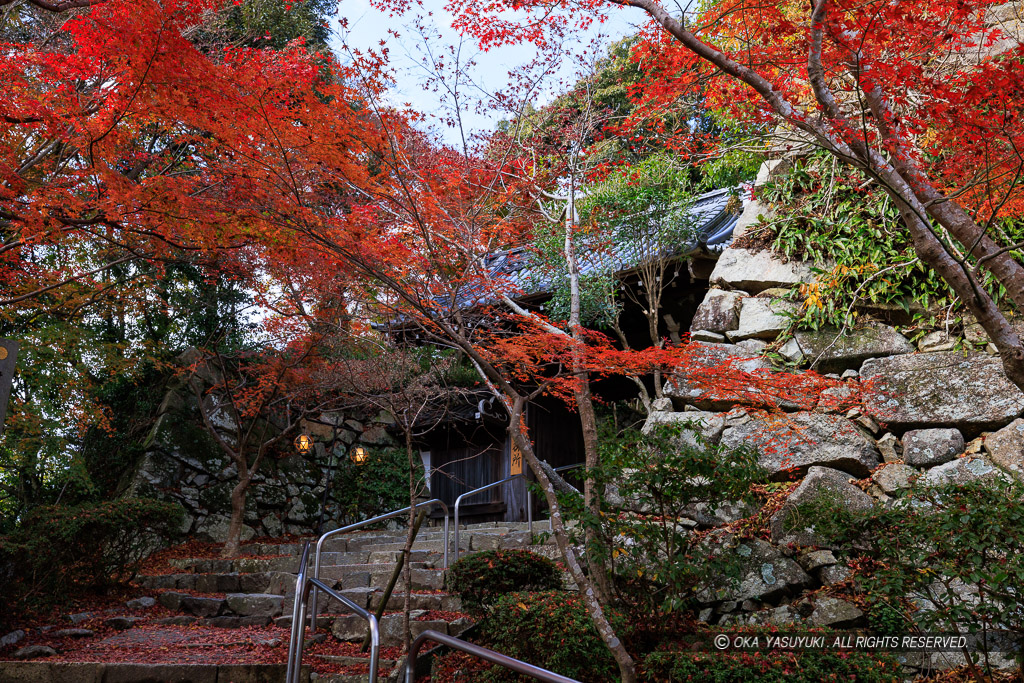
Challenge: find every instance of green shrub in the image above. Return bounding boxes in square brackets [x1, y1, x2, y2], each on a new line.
[808, 477, 1024, 674]
[444, 549, 561, 613]
[0, 497, 183, 608]
[565, 423, 765, 637]
[479, 591, 626, 682]
[641, 647, 902, 682]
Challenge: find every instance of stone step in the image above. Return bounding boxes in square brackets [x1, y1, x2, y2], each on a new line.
[296, 567, 445, 592]
[136, 572, 274, 593]
[358, 540, 461, 554]
[279, 589, 462, 619]
[243, 524, 546, 557]
[0, 662, 308, 683]
[154, 592, 287, 619]
[314, 654, 399, 668]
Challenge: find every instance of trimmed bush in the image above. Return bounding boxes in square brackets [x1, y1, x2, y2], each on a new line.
[478, 590, 626, 682]
[0, 497, 183, 607]
[640, 648, 902, 683]
[444, 549, 561, 612]
[431, 650, 495, 682]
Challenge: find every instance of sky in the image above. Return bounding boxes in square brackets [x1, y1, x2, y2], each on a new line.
[329, 1, 649, 144]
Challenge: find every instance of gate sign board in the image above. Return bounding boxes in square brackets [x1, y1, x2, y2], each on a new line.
[0, 340, 19, 438]
[510, 441, 523, 477]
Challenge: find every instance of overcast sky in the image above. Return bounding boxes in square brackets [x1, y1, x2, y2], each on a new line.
[330, 1, 647, 144]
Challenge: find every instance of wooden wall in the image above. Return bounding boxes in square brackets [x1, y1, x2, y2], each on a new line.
[423, 397, 586, 523]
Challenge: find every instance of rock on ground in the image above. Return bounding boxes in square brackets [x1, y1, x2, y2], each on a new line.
[13, 645, 57, 660]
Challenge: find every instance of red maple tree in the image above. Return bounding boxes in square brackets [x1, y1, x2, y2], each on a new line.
[440, 0, 1024, 392]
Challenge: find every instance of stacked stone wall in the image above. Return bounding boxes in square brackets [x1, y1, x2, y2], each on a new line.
[647, 158, 1024, 666]
[122, 376, 399, 543]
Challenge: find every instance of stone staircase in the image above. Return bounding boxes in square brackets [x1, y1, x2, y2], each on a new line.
[0, 522, 559, 683]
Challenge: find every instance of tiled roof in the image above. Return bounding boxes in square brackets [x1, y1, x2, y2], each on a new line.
[468, 185, 742, 303]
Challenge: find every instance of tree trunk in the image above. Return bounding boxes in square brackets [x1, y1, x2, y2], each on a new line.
[619, 0, 1024, 394]
[563, 169, 612, 604]
[222, 466, 249, 558]
[402, 428, 417, 653]
[508, 397, 637, 683]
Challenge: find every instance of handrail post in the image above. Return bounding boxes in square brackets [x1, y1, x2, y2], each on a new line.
[310, 498, 450, 632]
[286, 542, 310, 683]
[452, 474, 527, 563]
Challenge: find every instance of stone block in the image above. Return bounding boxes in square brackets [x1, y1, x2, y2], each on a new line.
[690, 289, 744, 334]
[871, 464, 918, 495]
[721, 412, 880, 480]
[794, 323, 914, 373]
[862, 352, 1024, 432]
[985, 417, 1024, 480]
[808, 596, 864, 628]
[903, 428, 964, 467]
[922, 455, 1009, 487]
[728, 298, 796, 342]
[770, 466, 875, 547]
[710, 248, 815, 293]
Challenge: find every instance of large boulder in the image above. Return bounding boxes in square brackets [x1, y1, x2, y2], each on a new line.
[793, 324, 914, 373]
[698, 537, 812, 604]
[985, 418, 1024, 480]
[195, 515, 256, 544]
[902, 428, 964, 467]
[720, 412, 881, 480]
[728, 298, 798, 342]
[709, 248, 815, 293]
[862, 352, 1024, 432]
[922, 455, 1010, 487]
[665, 343, 771, 411]
[690, 289, 744, 335]
[770, 466, 875, 547]
[641, 410, 726, 445]
[808, 596, 865, 628]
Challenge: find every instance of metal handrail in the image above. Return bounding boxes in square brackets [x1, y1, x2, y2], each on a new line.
[405, 629, 579, 683]
[528, 462, 585, 532]
[452, 463, 585, 563]
[286, 542, 381, 683]
[310, 498, 449, 632]
[453, 474, 531, 563]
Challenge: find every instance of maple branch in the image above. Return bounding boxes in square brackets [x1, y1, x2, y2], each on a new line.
[0, 0, 105, 11]
[807, 0, 846, 122]
[0, 254, 138, 306]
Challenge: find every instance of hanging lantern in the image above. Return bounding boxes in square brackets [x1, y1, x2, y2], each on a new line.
[350, 445, 369, 465]
[294, 433, 314, 455]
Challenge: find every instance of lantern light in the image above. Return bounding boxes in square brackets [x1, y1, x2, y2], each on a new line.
[350, 445, 369, 465]
[294, 433, 314, 455]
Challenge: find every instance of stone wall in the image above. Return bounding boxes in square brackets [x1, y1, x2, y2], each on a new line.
[647, 157, 1024, 661]
[122, 374, 400, 543]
